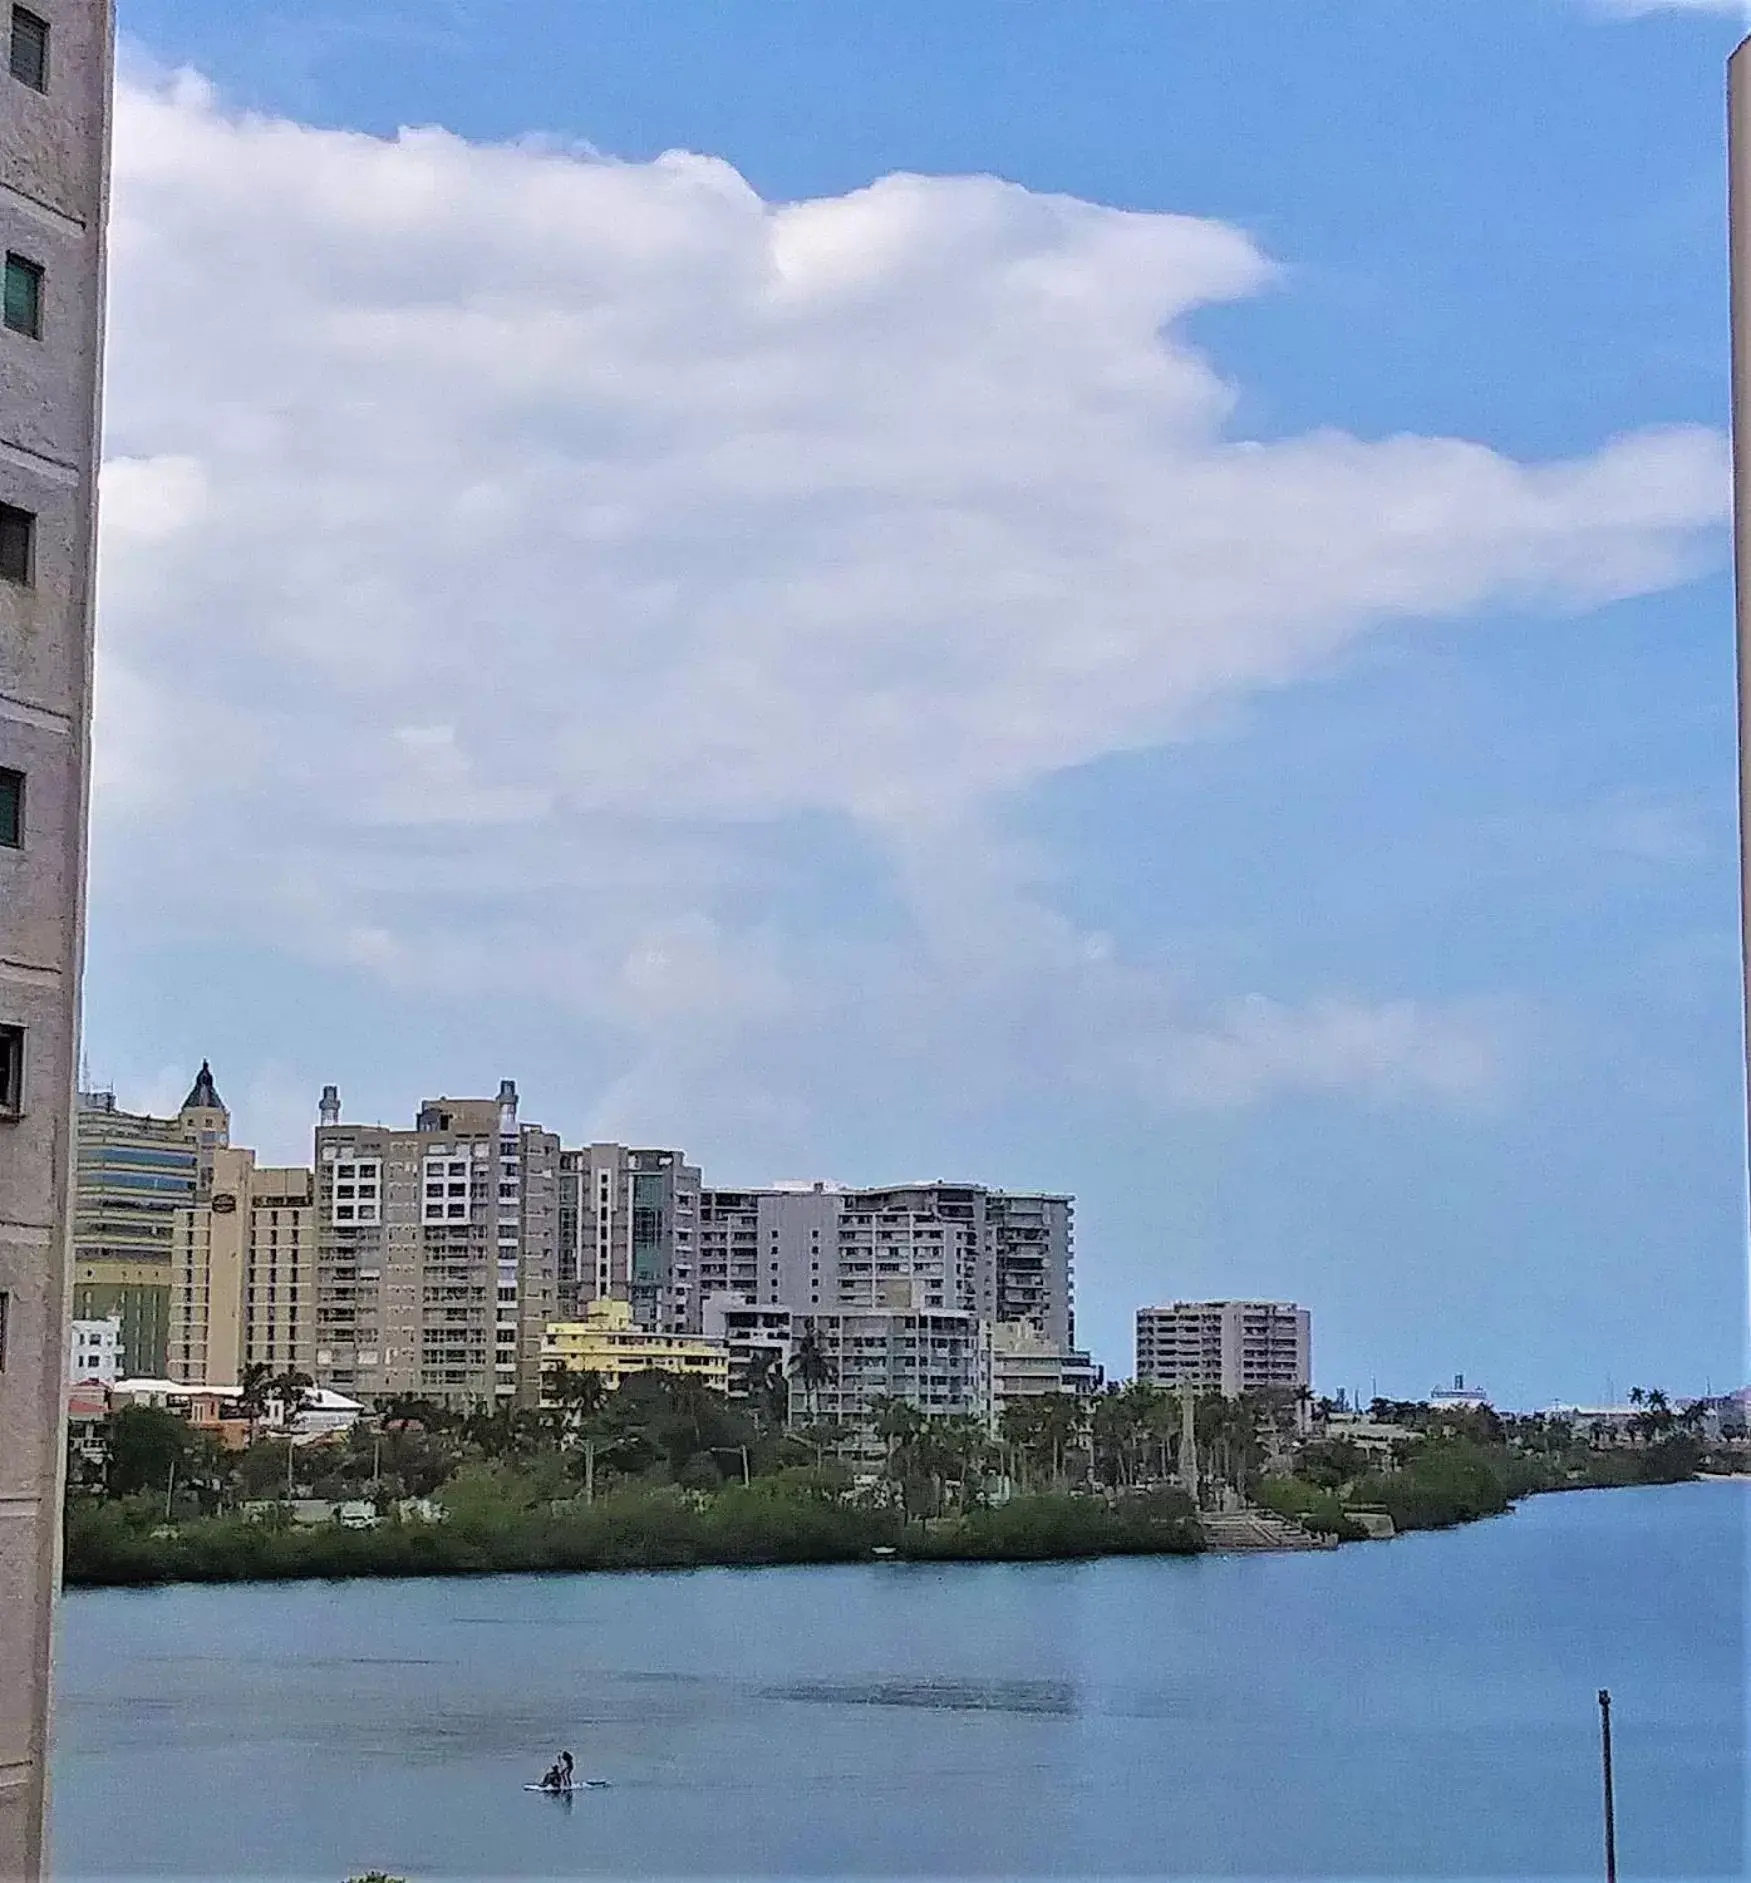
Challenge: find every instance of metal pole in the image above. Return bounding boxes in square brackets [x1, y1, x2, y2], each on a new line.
[1598, 1689, 1617, 1883]
[584, 1437, 595, 1507]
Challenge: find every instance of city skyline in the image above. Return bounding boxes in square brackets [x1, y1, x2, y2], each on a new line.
[79, 0, 1751, 1409]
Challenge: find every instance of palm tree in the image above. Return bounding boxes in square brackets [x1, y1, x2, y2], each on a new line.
[1033, 1393, 1086, 1493]
[788, 1327, 833, 1427]
[237, 1361, 276, 1448]
[743, 1350, 790, 1433]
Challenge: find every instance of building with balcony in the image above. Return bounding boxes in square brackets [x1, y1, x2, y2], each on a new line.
[541, 1296, 730, 1396]
[1134, 1300, 1312, 1399]
[794, 1308, 992, 1445]
[990, 1320, 1101, 1413]
[557, 1142, 699, 1330]
[311, 1081, 559, 1407]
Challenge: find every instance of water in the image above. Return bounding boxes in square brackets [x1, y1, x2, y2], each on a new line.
[50, 1481, 1747, 1881]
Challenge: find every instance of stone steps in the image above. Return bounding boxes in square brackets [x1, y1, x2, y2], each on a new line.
[1199, 1509, 1336, 1552]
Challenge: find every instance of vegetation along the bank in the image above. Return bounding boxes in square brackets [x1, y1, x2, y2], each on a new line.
[62, 1364, 1735, 1587]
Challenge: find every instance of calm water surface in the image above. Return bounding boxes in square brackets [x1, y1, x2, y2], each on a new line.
[50, 1481, 1747, 1881]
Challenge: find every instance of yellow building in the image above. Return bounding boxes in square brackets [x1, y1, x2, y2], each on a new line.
[170, 1148, 317, 1386]
[542, 1297, 730, 1397]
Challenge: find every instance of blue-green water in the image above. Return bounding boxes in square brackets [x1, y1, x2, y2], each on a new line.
[50, 1481, 1746, 1881]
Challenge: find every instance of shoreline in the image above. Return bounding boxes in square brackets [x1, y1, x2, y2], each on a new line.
[61, 1469, 1735, 1592]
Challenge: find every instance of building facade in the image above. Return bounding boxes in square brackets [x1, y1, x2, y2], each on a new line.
[990, 1320, 1101, 1413]
[794, 1309, 992, 1449]
[701, 1297, 795, 1400]
[541, 1296, 730, 1396]
[67, 1312, 120, 1384]
[0, 4, 114, 1871]
[71, 1068, 227, 1378]
[1134, 1301, 1312, 1398]
[169, 1148, 316, 1387]
[311, 1082, 559, 1407]
[694, 1181, 1074, 1344]
[557, 1143, 699, 1329]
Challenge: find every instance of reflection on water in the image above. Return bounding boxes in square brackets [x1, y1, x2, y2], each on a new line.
[767, 1675, 1082, 1714]
[51, 1482, 1747, 1881]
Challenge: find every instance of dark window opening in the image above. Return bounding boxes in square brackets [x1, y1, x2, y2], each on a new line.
[0, 1023, 23, 1116]
[0, 502, 34, 585]
[8, 7, 45, 91]
[0, 767, 19, 847]
[3, 253, 41, 337]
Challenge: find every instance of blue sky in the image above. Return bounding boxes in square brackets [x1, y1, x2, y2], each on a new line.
[90, 0, 1749, 1401]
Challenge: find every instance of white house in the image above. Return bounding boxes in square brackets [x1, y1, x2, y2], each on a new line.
[68, 1316, 123, 1386]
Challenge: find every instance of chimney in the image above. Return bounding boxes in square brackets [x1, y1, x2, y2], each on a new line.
[319, 1085, 340, 1127]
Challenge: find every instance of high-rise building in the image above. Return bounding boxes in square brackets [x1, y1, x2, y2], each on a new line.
[1134, 1301, 1312, 1398]
[70, 1067, 228, 1376]
[311, 1082, 559, 1407]
[0, 4, 115, 1871]
[794, 1308, 993, 1451]
[557, 1142, 699, 1330]
[695, 1181, 1075, 1347]
[169, 1149, 317, 1386]
[991, 1320, 1102, 1414]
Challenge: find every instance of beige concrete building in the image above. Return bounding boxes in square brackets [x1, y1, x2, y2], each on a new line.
[0, 4, 114, 1873]
[169, 1148, 317, 1387]
[312, 1082, 559, 1407]
[1134, 1300, 1312, 1399]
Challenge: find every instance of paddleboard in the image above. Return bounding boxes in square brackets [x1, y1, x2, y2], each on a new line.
[524, 1781, 608, 1793]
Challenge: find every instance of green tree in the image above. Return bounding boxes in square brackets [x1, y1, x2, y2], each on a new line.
[236, 1361, 276, 1448]
[106, 1406, 192, 1498]
[788, 1328, 832, 1425]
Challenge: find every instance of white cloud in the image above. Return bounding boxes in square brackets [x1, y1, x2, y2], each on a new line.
[1585, 0, 1751, 17]
[90, 73, 1729, 1129]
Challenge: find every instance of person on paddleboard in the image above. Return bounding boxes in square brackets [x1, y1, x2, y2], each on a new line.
[560, 1752, 575, 1787]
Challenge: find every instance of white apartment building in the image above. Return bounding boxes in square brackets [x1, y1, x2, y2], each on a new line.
[67, 1312, 121, 1385]
[1134, 1300, 1312, 1398]
[991, 1320, 1101, 1413]
[796, 1308, 992, 1451]
[0, 5, 114, 1874]
[697, 1180, 1075, 1346]
[311, 1082, 560, 1407]
[701, 1297, 795, 1399]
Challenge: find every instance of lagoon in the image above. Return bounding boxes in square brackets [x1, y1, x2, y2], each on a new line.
[50, 1481, 1746, 1881]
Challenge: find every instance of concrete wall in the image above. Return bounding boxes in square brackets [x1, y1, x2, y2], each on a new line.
[0, 5, 113, 1875]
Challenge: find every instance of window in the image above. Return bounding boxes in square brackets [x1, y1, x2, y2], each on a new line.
[0, 1023, 22, 1115]
[3, 254, 40, 337]
[9, 8, 45, 91]
[0, 767, 19, 846]
[0, 503, 32, 585]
